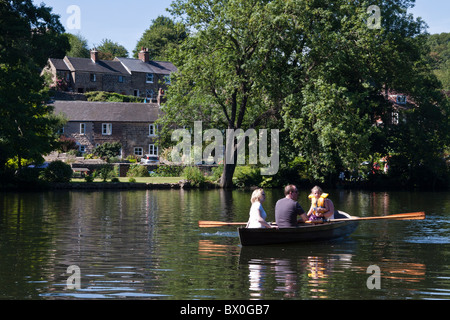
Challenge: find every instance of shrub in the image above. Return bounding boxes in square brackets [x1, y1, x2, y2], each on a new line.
[155, 165, 184, 177]
[183, 166, 205, 187]
[95, 164, 115, 182]
[127, 164, 150, 177]
[233, 165, 261, 188]
[40, 161, 73, 183]
[93, 142, 122, 160]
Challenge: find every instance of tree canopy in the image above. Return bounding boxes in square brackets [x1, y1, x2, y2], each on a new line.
[159, 0, 449, 188]
[0, 0, 69, 179]
[134, 15, 188, 61]
[96, 38, 129, 60]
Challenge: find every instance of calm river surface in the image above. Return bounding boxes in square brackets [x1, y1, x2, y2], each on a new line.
[0, 188, 449, 301]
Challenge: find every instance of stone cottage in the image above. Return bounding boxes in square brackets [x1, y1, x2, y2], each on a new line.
[43, 48, 177, 101]
[52, 100, 161, 158]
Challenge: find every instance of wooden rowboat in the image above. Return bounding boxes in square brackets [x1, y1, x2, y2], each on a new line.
[238, 211, 359, 246]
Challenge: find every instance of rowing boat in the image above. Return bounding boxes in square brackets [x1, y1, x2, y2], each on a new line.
[238, 211, 358, 246]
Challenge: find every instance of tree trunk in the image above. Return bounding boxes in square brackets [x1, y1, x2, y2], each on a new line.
[220, 162, 237, 189]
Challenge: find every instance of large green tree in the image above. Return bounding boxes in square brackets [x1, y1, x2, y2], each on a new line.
[0, 0, 69, 177]
[97, 38, 129, 60]
[65, 33, 90, 58]
[133, 15, 188, 61]
[160, 0, 448, 187]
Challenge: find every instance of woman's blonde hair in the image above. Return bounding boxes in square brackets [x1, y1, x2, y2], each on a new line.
[251, 188, 265, 203]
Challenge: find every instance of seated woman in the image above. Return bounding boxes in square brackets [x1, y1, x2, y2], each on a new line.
[246, 188, 276, 228]
[307, 186, 335, 221]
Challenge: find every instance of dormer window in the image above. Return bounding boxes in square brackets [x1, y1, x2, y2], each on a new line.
[396, 95, 406, 104]
[90, 73, 96, 82]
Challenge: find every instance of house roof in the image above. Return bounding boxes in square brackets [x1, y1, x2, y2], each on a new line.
[51, 101, 161, 122]
[116, 57, 177, 75]
[64, 57, 130, 75]
[49, 58, 70, 71]
[48, 56, 177, 76]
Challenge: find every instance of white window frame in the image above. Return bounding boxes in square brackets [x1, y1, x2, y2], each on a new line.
[102, 123, 112, 135]
[134, 147, 143, 156]
[148, 144, 158, 156]
[148, 124, 157, 136]
[146, 73, 154, 83]
[396, 95, 406, 104]
[80, 123, 86, 135]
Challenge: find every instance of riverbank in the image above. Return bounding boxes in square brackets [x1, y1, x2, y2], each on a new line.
[0, 177, 220, 192]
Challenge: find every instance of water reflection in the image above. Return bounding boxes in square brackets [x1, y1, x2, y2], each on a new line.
[239, 244, 359, 299]
[0, 189, 449, 300]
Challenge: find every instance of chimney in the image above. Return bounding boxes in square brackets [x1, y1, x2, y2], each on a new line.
[90, 48, 98, 63]
[139, 47, 150, 63]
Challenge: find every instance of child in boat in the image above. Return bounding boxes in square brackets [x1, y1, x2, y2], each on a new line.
[307, 186, 335, 221]
[246, 188, 276, 228]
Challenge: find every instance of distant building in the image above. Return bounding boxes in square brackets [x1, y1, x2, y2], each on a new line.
[52, 100, 161, 158]
[43, 48, 176, 102]
[376, 90, 412, 127]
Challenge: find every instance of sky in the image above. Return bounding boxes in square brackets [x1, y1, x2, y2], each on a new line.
[32, 0, 450, 58]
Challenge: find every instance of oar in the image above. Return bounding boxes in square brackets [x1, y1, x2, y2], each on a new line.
[199, 212, 425, 227]
[328, 211, 425, 223]
[198, 221, 248, 228]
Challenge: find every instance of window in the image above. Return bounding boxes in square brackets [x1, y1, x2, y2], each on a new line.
[80, 123, 86, 135]
[90, 73, 96, 82]
[148, 144, 158, 156]
[57, 127, 64, 135]
[396, 95, 406, 104]
[148, 124, 157, 136]
[118, 75, 124, 83]
[134, 89, 140, 97]
[164, 75, 171, 84]
[146, 73, 154, 83]
[102, 123, 112, 135]
[134, 147, 143, 156]
[80, 145, 86, 153]
[146, 89, 154, 100]
[391, 112, 399, 125]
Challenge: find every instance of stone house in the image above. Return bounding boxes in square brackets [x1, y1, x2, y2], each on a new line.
[52, 100, 161, 158]
[43, 48, 176, 101]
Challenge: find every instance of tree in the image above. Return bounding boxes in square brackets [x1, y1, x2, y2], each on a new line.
[134, 16, 188, 61]
[97, 38, 129, 60]
[0, 0, 70, 177]
[426, 32, 450, 92]
[65, 33, 90, 58]
[160, 0, 449, 187]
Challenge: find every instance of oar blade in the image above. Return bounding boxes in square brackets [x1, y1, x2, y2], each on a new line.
[198, 221, 247, 228]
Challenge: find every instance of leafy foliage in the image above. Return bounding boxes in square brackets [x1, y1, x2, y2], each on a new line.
[39, 160, 73, 183]
[134, 16, 188, 61]
[0, 0, 70, 180]
[92, 142, 122, 160]
[161, 0, 449, 188]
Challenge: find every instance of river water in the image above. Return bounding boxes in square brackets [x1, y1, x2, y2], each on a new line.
[0, 188, 449, 301]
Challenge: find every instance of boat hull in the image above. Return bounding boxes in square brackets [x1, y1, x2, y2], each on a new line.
[238, 212, 358, 246]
